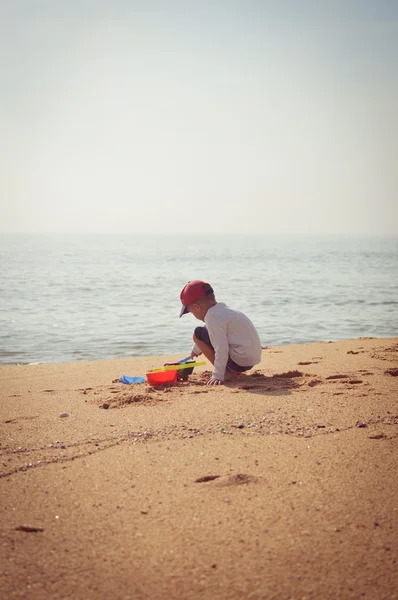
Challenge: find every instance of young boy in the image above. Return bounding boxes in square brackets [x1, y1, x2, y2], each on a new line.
[179, 280, 262, 386]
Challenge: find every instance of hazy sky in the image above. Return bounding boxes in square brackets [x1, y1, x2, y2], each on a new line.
[1, 0, 397, 234]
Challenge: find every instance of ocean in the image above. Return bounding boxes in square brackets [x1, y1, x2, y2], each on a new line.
[0, 233, 397, 366]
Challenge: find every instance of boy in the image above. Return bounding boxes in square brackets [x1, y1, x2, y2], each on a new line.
[179, 280, 262, 386]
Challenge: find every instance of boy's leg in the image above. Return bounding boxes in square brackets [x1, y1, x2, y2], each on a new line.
[193, 327, 215, 366]
[193, 326, 252, 380]
[225, 357, 253, 380]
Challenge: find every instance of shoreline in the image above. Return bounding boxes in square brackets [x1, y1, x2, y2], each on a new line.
[1, 334, 396, 369]
[1, 336, 397, 599]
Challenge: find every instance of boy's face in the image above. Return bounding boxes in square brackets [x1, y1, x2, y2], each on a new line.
[187, 302, 206, 321]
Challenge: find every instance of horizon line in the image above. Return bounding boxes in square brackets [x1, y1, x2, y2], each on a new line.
[1, 231, 398, 237]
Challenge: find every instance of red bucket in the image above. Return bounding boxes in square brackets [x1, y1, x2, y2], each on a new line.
[146, 370, 177, 386]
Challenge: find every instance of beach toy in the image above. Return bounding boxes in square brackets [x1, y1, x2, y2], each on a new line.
[146, 370, 178, 386]
[178, 356, 192, 364]
[164, 356, 197, 380]
[147, 361, 206, 374]
[146, 359, 206, 385]
[120, 375, 145, 384]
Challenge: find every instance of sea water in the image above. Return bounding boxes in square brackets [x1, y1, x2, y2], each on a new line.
[0, 233, 397, 365]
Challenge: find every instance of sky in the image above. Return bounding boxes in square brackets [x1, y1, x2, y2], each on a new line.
[1, 0, 397, 235]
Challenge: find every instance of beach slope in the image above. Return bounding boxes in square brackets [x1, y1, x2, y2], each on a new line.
[1, 337, 397, 599]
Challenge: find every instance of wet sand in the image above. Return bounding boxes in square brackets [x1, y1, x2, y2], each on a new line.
[1, 337, 397, 599]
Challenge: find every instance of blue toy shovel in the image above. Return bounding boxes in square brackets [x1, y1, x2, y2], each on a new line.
[120, 375, 145, 384]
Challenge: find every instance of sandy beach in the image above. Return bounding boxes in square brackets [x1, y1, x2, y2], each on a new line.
[1, 337, 397, 600]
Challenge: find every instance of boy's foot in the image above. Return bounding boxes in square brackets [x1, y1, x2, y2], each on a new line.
[225, 368, 243, 381]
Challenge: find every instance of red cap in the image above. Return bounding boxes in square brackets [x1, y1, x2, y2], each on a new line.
[179, 280, 214, 317]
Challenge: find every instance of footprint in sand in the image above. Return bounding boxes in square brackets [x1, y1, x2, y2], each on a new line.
[298, 361, 318, 365]
[217, 473, 258, 487]
[385, 368, 398, 377]
[308, 380, 322, 387]
[195, 475, 220, 483]
[4, 415, 39, 424]
[195, 473, 258, 486]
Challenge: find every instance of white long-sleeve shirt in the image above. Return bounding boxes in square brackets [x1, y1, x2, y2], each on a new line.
[192, 302, 262, 381]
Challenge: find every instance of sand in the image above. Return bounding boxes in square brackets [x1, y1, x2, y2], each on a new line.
[1, 337, 397, 600]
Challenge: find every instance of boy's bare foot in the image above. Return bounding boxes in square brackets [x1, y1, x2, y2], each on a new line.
[225, 368, 243, 381]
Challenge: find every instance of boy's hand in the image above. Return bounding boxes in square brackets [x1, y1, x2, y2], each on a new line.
[207, 377, 223, 386]
[190, 350, 201, 359]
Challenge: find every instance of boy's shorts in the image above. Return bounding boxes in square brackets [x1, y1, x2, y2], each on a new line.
[194, 326, 253, 373]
